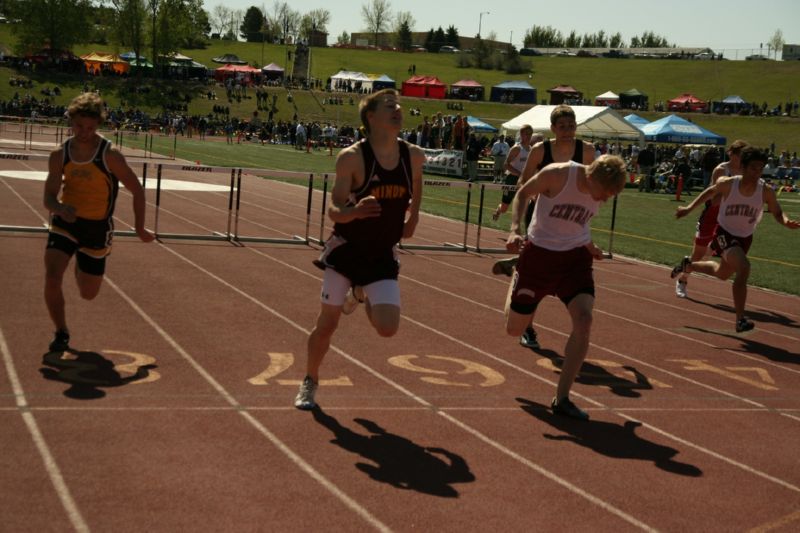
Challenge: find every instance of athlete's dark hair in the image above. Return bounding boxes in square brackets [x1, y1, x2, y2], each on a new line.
[740, 146, 768, 167]
[359, 89, 398, 133]
[550, 105, 575, 125]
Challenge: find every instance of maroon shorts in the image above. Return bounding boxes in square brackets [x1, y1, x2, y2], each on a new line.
[710, 226, 753, 256]
[694, 203, 720, 247]
[510, 240, 595, 314]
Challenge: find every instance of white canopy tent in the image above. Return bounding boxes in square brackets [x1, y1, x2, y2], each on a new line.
[330, 70, 370, 92]
[502, 105, 645, 144]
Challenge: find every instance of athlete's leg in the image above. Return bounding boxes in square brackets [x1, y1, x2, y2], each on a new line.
[721, 247, 750, 321]
[362, 280, 401, 337]
[306, 303, 342, 383]
[44, 248, 71, 331]
[556, 293, 594, 401]
[504, 277, 536, 337]
[678, 242, 709, 283]
[74, 264, 104, 300]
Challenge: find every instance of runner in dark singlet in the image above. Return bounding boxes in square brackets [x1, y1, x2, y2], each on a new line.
[295, 89, 425, 410]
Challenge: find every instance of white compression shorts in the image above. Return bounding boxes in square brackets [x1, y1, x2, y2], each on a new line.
[320, 268, 401, 308]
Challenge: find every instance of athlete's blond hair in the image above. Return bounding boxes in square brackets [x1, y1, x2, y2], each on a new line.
[587, 154, 626, 194]
[67, 93, 106, 122]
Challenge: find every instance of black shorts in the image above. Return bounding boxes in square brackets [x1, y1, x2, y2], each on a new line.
[313, 234, 399, 287]
[47, 216, 114, 276]
[500, 173, 518, 205]
[710, 226, 753, 256]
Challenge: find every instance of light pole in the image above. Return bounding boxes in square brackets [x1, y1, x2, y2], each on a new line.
[478, 11, 489, 39]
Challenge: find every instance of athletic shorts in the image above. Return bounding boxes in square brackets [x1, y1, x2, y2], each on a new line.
[313, 234, 400, 287]
[320, 268, 400, 307]
[46, 216, 114, 276]
[694, 203, 720, 247]
[500, 173, 518, 205]
[509, 240, 595, 315]
[710, 226, 753, 257]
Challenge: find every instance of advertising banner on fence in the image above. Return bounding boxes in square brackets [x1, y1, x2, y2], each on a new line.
[423, 148, 463, 177]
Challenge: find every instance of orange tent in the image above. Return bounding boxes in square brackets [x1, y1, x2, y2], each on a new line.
[81, 52, 130, 75]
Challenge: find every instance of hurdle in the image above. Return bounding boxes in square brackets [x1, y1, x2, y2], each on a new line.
[399, 178, 474, 252]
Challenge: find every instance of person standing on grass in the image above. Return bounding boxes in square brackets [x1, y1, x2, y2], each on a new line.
[674, 140, 748, 299]
[43, 93, 154, 353]
[295, 89, 424, 410]
[505, 154, 627, 420]
[671, 146, 799, 332]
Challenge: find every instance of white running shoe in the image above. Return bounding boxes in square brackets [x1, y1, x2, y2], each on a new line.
[675, 279, 688, 298]
[294, 376, 318, 410]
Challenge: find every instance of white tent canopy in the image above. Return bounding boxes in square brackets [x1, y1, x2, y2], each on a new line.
[331, 70, 370, 91]
[502, 105, 645, 143]
[595, 90, 619, 100]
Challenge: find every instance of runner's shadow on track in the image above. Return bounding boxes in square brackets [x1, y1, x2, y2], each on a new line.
[516, 398, 702, 477]
[40, 349, 156, 400]
[685, 326, 800, 363]
[312, 407, 475, 497]
[685, 299, 798, 330]
[536, 348, 655, 398]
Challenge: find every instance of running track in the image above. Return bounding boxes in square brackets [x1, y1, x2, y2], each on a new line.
[1, 151, 799, 532]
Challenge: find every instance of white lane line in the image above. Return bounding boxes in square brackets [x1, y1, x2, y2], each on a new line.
[102, 276, 391, 533]
[0, 328, 90, 533]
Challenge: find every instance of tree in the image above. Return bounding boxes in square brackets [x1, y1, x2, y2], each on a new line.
[211, 4, 231, 37]
[609, 32, 625, 48]
[108, 0, 147, 69]
[523, 25, 563, 48]
[768, 29, 784, 59]
[299, 8, 331, 43]
[395, 19, 412, 51]
[267, 2, 299, 44]
[336, 31, 350, 45]
[361, 0, 392, 47]
[431, 26, 445, 52]
[8, 0, 93, 56]
[445, 25, 460, 48]
[423, 28, 434, 52]
[241, 6, 265, 42]
[565, 30, 580, 48]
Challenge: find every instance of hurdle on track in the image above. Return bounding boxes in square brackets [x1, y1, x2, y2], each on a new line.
[0, 151, 621, 256]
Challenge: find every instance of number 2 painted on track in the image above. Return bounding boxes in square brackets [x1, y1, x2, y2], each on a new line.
[247, 352, 353, 386]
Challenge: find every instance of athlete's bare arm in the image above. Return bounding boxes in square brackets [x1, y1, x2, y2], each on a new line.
[106, 148, 154, 242]
[328, 144, 380, 223]
[517, 141, 544, 187]
[676, 176, 734, 218]
[503, 145, 521, 176]
[507, 164, 562, 251]
[43, 148, 75, 222]
[581, 140, 596, 164]
[403, 144, 425, 239]
[763, 185, 800, 229]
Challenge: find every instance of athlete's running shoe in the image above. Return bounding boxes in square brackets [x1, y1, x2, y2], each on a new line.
[735, 317, 755, 333]
[341, 286, 365, 315]
[670, 256, 691, 279]
[48, 329, 70, 352]
[551, 396, 589, 421]
[519, 326, 540, 350]
[492, 257, 517, 277]
[294, 376, 318, 410]
[675, 279, 688, 298]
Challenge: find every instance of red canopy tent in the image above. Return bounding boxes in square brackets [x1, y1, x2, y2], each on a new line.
[213, 63, 262, 84]
[668, 93, 707, 112]
[401, 75, 446, 99]
[450, 79, 484, 100]
[547, 85, 583, 105]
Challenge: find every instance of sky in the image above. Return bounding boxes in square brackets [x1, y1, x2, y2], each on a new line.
[216, 0, 799, 58]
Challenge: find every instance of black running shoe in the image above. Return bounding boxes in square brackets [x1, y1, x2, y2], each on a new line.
[735, 317, 755, 333]
[492, 257, 517, 277]
[551, 396, 589, 421]
[519, 326, 540, 350]
[670, 256, 691, 279]
[48, 329, 70, 352]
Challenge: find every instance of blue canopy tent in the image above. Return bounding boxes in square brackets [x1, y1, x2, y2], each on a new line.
[711, 95, 751, 114]
[466, 116, 498, 134]
[624, 113, 650, 128]
[640, 114, 725, 145]
[490, 81, 537, 104]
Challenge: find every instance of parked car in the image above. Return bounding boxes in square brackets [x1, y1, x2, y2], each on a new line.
[745, 54, 770, 60]
[602, 50, 629, 59]
[576, 50, 598, 58]
[694, 52, 714, 60]
[556, 49, 576, 56]
[410, 45, 427, 53]
[519, 48, 542, 56]
[439, 45, 460, 53]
